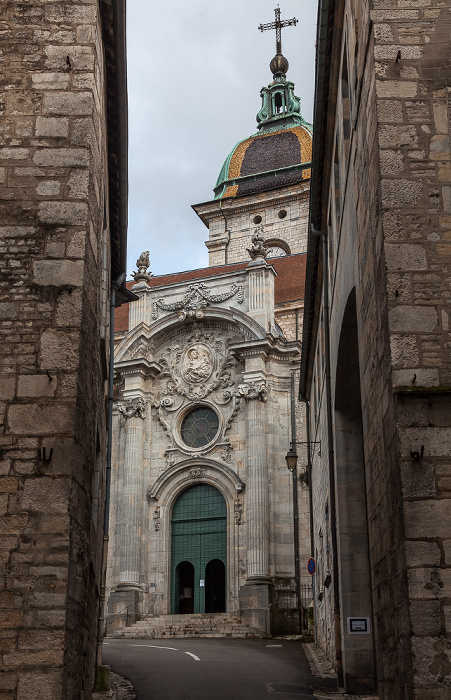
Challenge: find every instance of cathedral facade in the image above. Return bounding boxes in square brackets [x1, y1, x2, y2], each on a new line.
[106, 49, 313, 637]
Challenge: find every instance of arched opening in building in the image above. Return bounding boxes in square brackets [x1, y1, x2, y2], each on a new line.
[334, 289, 376, 693]
[171, 483, 227, 614]
[175, 561, 194, 614]
[205, 559, 226, 613]
[274, 91, 284, 113]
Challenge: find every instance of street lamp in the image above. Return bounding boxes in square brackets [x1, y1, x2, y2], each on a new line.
[285, 447, 298, 472]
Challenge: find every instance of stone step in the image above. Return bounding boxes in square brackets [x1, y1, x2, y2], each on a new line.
[108, 612, 261, 639]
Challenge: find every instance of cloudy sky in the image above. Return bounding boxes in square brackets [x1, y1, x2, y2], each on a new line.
[126, 1, 318, 278]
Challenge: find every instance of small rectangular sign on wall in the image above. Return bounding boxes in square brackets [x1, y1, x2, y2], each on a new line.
[347, 617, 370, 634]
[200, 580, 205, 587]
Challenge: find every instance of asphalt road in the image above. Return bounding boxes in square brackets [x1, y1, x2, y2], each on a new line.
[102, 637, 319, 700]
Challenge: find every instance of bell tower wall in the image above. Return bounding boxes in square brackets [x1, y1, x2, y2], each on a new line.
[195, 182, 310, 267]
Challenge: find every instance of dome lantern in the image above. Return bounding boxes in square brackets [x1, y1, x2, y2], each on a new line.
[212, 7, 312, 201]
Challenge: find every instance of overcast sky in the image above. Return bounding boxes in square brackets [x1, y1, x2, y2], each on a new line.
[126, 1, 318, 278]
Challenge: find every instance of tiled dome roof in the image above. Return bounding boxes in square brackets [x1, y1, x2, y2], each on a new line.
[214, 123, 312, 199]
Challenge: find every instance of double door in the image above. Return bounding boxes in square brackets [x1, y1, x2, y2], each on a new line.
[171, 484, 227, 614]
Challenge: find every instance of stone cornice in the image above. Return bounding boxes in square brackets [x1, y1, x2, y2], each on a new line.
[230, 336, 300, 362]
[192, 182, 310, 226]
[115, 358, 161, 378]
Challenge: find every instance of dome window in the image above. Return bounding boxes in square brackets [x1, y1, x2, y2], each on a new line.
[278, 209, 287, 219]
[253, 215, 262, 224]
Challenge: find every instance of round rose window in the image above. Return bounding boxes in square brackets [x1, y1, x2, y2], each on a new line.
[181, 407, 219, 448]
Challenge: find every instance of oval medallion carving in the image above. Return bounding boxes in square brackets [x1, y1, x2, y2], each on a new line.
[181, 344, 213, 384]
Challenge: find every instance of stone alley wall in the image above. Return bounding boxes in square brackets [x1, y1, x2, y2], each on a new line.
[0, 2, 119, 697]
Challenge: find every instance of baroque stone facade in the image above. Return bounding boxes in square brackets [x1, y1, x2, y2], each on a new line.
[106, 51, 313, 637]
[107, 255, 311, 636]
[301, 1, 451, 697]
[0, 2, 130, 698]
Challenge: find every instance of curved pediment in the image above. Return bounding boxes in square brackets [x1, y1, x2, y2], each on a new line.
[148, 457, 245, 502]
[114, 306, 267, 364]
[114, 322, 153, 364]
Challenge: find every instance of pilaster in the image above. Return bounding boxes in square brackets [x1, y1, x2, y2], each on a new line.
[129, 283, 152, 330]
[246, 259, 276, 333]
[239, 351, 269, 580]
[117, 397, 147, 587]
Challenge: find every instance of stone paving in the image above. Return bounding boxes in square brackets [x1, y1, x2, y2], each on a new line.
[92, 672, 136, 700]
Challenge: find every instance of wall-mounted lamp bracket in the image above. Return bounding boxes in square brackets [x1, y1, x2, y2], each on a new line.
[290, 440, 321, 457]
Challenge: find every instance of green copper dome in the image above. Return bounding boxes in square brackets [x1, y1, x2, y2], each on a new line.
[214, 69, 312, 200]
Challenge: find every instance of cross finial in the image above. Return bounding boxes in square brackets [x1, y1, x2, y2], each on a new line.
[258, 6, 298, 56]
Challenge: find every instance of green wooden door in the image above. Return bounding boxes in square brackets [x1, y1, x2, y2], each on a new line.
[171, 484, 227, 614]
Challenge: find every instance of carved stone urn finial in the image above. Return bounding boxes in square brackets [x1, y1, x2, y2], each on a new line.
[132, 251, 152, 283]
[247, 227, 267, 261]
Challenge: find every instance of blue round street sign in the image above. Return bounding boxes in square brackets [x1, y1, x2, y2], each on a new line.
[307, 557, 316, 575]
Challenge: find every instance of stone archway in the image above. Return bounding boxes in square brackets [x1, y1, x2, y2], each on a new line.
[149, 459, 243, 616]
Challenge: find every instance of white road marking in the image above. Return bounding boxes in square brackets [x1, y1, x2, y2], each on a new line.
[185, 652, 201, 661]
[131, 644, 178, 651]
[266, 644, 282, 647]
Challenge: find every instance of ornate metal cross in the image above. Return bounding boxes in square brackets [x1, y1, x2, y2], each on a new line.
[258, 6, 298, 56]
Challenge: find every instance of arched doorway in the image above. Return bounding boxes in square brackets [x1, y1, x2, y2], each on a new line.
[175, 561, 194, 614]
[334, 289, 376, 692]
[171, 484, 227, 614]
[205, 559, 226, 613]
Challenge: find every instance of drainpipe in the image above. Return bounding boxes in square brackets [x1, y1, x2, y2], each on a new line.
[290, 372, 302, 634]
[310, 225, 343, 686]
[219, 199, 230, 265]
[298, 394, 315, 642]
[96, 272, 126, 668]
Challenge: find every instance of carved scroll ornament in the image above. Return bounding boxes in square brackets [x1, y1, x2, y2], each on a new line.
[237, 381, 267, 403]
[117, 396, 147, 420]
[189, 468, 206, 479]
[234, 501, 243, 525]
[153, 507, 161, 531]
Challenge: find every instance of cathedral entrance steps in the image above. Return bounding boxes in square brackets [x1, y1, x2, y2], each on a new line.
[108, 612, 261, 639]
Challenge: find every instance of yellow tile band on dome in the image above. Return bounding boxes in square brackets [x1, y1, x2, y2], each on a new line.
[227, 138, 253, 181]
[227, 125, 313, 182]
[224, 184, 239, 198]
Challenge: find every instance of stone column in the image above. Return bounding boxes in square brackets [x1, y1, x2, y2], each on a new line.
[106, 396, 146, 632]
[238, 377, 272, 635]
[242, 382, 269, 580]
[117, 396, 146, 587]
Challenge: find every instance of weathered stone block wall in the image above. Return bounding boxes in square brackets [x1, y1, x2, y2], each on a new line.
[310, 0, 451, 696]
[373, 1, 451, 695]
[0, 2, 110, 698]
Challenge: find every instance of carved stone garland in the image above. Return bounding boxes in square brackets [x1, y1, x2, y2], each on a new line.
[152, 282, 244, 321]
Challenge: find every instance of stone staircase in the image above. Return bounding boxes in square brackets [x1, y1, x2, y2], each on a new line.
[108, 612, 261, 639]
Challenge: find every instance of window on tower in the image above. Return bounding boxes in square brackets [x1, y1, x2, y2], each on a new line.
[274, 92, 283, 113]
